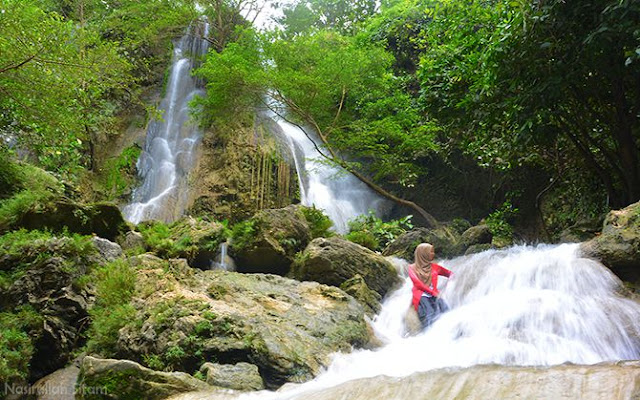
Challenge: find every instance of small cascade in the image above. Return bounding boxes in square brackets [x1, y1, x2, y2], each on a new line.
[123, 21, 210, 224]
[211, 241, 235, 271]
[263, 110, 390, 233]
[226, 243, 640, 400]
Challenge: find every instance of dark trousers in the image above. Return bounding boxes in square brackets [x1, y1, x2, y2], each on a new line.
[417, 295, 449, 328]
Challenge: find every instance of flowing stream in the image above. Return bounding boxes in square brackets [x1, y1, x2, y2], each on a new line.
[230, 243, 640, 399]
[264, 111, 389, 233]
[123, 22, 209, 224]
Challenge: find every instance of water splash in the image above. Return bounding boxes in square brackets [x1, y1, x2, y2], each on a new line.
[123, 22, 210, 224]
[237, 243, 640, 399]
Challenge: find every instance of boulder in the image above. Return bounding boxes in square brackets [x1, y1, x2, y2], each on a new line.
[230, 205, 313, 275]
[199, 362, 264, 391]
[77, 356, 211, 400]
[136, 217, 229, 269]
[91, 237, 123, 263]
[340, 275, 382, 316]
[580, 201, 640, 282]
[111, 262, 371, 388]
[17, 200, 130, 241]
[382, 226, 462, 261]
[460, 224, 492, 249]
[291, 237, 401, 298]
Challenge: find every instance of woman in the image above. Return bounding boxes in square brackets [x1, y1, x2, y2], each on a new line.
[408, 243, 452, 328]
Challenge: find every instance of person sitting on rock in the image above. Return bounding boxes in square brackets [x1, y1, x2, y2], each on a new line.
[407, 242, 452, 328]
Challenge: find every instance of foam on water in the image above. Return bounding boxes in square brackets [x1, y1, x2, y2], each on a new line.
[238, 243, 640, 399]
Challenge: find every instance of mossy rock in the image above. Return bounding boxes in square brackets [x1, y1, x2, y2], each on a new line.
[108, 261, 371, 388]
[230, 205, 313, 275]
[136, 217, 228, 268]
[291, 237, 401, 298]
[77, 356, 211, 400]
[17, 200, 129, 241]
[580, 201, 640, 282]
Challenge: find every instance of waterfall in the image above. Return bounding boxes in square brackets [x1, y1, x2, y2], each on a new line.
[123, 22, 210, 225]
[264, 111, 390, 233]
[228, 243, 640, 399]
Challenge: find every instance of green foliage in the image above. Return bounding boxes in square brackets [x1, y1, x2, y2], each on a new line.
[277, 0, 378, 36]
[192, 28, 265, 127]
[137, 218, 230, 260]
[299, 205, 333, 238]
[0, 305, 43, 384]
[230, 219, 257, 252]
[0, 160, 65, 231]
[100, 145, 142, 201]
[346, 211, 413, 251]
[486, 201, 518, 240]
[0, 228, 95, 265]
[345, 230, 379, 251]
[86, 259, 137, 354]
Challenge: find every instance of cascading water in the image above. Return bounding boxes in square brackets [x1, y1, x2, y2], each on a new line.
[123, 22, 210, 224]
[264, 111, 389, 233]
[193, 243, 639, 400]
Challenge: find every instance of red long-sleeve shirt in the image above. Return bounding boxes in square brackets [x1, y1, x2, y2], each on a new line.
[408, 263, 452, 310]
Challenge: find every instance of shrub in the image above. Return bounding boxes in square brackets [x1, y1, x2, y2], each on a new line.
[300, 205, 333, 238]
[86, 259, 137, 354]
[346, 211, 413, 251]
[0, 306, 43, 384]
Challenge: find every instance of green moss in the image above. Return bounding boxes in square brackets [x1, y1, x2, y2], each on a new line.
[86, 259, 137, 355]
[137, 218, 229, 261]
[0, 161, 64, 232]
[0, 229, 96, 289]
[0, 306, 44, 385]
[230, 219, 258, 252]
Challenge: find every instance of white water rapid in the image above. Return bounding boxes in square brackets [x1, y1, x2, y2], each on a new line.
[123, 23, 210, 224]
[218, 243, 639, 400]
[265, 112, 389, 233]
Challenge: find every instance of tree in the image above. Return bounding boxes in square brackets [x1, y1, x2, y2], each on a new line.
[276, 0, 378, 36]
[195, 29, 441, 226]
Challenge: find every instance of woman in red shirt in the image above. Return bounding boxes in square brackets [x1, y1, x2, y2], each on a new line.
[408, 243, 452, 328]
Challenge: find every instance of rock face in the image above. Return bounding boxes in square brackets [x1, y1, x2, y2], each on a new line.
[199, 362, 264, 391]
[17, 201, 130, 241]
[580, 201, 640, 282]
[0, 234, 99, 381]
[166, 362, 640, 400]
[112, 257, 371, 388]
[77, 356, 211, 400]
[230, 205, 312, 275]
[291, 237, 401, 298]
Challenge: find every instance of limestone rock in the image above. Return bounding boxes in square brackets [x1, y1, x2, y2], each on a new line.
[291, 237, 401, 298]
[460, 224, 492, 248]
[230, 205, 312, 275]
[112, 263, 371, 388]
[77, 356, 211, 400]
[580, 201, 640, 282]
[17, 201, 129, 241]
[91, 237, 123, 263]
[166, 362, 640, 400]
[199, 362, 264, 391]
[118, 230, 146, 252]
[339, 274, 382, 316]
